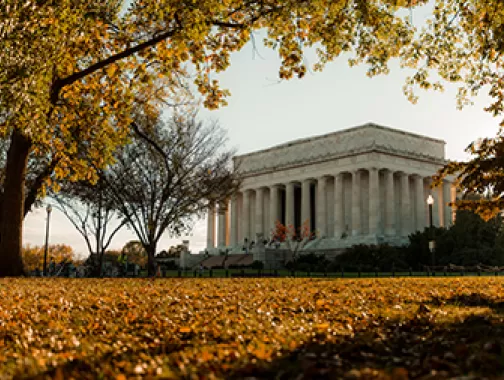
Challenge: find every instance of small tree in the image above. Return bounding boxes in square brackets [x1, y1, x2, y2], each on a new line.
[271, 219, 313, 265]
[51, 178, 127, 277]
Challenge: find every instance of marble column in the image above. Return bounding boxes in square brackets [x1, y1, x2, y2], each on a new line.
[255, 188, 264, 238]
[401, 173, 411, 236]
[317, 176, 327, 237]
[334, 173, 344, 238]
[443, 180, 452, 227]
[450, 183, 457, 224]
[225, 202, 230, 246]
[217, 202, 226, 247]
[230, 195, 238, 246]
[242, 190, 250, 243]
[269, 185, 279, 236]
[414, 176, 425, 232]
[301, 179, 311, 228]
[431, 184, 440, 227]
[285, 182, 295, 227]
[206, 202, 216, 249]
[368, 168, 379, 235]
[384, 170, 395, 235]
[351, 170, 361, 236]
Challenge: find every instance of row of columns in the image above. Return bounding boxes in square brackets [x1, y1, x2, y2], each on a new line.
[207, 169, 455, 249]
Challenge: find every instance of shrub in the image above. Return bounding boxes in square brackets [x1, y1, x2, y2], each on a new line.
[287, 253, 330, 272]
[331, 244, 407, 272]
[251, 260, 264, 270]
[160, 260, 178, 270]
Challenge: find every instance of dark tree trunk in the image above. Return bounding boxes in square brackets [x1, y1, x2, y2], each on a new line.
[0, 130, 32, 277]
[146, 244, 157, 277]
[98, 249, 104, 277]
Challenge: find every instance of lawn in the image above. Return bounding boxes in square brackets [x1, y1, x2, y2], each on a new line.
[1, 278, 504, 379]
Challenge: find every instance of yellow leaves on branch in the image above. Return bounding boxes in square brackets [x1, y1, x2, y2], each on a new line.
[4, 0, 504, 192]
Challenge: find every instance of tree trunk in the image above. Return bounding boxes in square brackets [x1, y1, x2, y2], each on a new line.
[98, 249, 104, 277]
[146, 244, 157, 277]
[0, 130, 32, 277]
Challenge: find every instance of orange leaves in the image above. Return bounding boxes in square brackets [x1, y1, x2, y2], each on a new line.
[272, 220, 288, 242]
[22, 244, 76, 272]
[315, 322, 330, 331]
[249, 343, 273, 360]
[106, 64, 118, 78]
[2, 277, 504, 378]
[271, 219, 313, 248]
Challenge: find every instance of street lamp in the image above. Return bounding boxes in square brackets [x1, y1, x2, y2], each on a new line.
[43, 204, 53, 276]
[426, 195, 436, 270]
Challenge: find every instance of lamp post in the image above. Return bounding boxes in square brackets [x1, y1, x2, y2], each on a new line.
[43, 204, 53, 276]
[426, 195, 435, 269]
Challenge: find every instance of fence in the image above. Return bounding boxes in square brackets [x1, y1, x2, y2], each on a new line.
[154, 267, 504, 278]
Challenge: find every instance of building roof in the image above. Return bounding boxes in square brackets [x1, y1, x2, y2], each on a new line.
[234, 122, 445, 160]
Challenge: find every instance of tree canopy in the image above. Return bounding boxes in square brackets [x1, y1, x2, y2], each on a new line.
[3, 0, 504, 275]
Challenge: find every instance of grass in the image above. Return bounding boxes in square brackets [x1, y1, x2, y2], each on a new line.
[1, 277, 504, 379]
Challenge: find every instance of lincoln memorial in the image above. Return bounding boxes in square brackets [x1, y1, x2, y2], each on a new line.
[206, 123, 456, 252]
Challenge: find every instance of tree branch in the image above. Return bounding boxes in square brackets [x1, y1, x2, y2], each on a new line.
[50, 27, 178, 104]
[24, 157, 59, 217]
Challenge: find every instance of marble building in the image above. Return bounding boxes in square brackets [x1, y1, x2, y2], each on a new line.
[206, 123, 456, 252]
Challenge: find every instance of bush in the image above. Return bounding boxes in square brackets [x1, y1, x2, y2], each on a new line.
[251, 260, 264, 270]
[331, 244, 408, 272]
[159, 260, 178, 270]
[406, 212, 504, 268]
[287, 253, 330, 272]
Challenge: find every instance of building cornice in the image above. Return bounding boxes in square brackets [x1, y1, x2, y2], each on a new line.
[234, 123, 446, 176]
[237, 146, 447, 178]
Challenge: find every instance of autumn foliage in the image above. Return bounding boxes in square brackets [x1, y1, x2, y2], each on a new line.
[271, 219, 312, 243]
[21, 244, 76, 272]
[2, 278, 504, 378]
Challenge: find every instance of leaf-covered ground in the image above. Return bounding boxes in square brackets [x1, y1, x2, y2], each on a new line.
[1, 278, 504, 379]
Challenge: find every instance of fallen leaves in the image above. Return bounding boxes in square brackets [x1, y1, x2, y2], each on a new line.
[0, 278, 504, 379]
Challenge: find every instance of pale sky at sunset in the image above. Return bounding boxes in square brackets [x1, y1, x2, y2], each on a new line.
[22, 5, 502, 258]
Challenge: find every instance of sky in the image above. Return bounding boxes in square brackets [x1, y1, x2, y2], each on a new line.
[23, 5, 502, 259]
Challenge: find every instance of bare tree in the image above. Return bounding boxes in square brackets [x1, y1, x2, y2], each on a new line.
[102, 111, 240, 276]
[51, 178, 127, 276]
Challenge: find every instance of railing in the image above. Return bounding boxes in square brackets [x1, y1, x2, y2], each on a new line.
[153, 267, 504, 278]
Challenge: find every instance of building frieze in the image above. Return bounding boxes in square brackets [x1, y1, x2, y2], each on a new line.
[234, 123, 445, 176]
